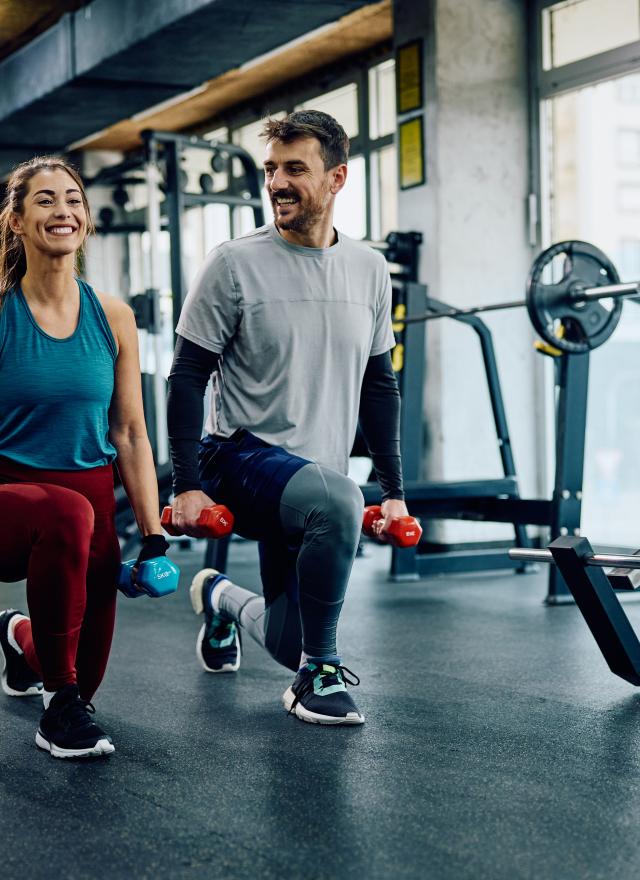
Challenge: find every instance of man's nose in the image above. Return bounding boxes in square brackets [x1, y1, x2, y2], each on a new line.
[270, 168, 289, 191]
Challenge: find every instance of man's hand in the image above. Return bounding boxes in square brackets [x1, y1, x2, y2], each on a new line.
[374, 498, 410, 542]
[171, 489, 217, 538]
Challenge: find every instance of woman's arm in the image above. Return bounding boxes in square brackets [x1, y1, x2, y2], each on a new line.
[99, 292, 162, 537]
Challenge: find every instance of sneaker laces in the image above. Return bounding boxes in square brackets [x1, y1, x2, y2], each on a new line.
[206, 617, 234, 643]
[290, 664, 360, 712]
[50, 694, 97, 733]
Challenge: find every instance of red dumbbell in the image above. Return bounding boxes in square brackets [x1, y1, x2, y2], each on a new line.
[362, 505, 422, 548]
[161, 504, 234, 538]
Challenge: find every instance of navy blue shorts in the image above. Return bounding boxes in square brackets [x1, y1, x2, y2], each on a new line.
[198, 430, 309, 542]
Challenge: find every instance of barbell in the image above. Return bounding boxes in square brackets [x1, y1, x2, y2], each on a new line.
[395, 240, 640, 354]
[509, 547, 640, 571]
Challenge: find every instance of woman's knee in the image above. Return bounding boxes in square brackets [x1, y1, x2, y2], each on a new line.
[39, 487, 95, 548]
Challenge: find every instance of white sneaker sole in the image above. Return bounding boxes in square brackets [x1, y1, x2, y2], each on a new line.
[1, 611, 42, 697]
[189, 568, 221, 615]
[282, 687, 365, 725]
[196, 622, 241, 673]
[35, 730, 115, 759]
[1, 671, 42, 697]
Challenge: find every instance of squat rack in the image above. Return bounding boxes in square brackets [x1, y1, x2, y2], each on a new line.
[363, 234, 640, 603]
[87, 131, 264, 554]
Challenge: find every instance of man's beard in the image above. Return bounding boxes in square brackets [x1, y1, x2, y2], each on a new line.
[271, 187, 328, 233]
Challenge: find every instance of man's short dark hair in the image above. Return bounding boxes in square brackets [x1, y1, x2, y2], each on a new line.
[260, 110, 350, 170]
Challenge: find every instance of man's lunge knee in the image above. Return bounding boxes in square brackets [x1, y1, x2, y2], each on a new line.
[321, 471, 363, 557]
[301, 468, 363, 580]
[287, 468, 364, 661]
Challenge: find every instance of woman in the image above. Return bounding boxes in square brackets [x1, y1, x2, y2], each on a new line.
[0, 156, 167, 759]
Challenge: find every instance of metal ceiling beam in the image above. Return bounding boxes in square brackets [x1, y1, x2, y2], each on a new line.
[0, 0, 377, 175]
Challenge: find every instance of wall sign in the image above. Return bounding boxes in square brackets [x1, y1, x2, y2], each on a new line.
[396, 40, 423, 114]
[399, 116, 425, 190]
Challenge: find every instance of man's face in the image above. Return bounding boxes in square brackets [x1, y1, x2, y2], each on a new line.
[263, 137, 339, 233]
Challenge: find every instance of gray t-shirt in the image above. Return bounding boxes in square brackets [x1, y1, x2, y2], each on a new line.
[176, 223, 395, 474]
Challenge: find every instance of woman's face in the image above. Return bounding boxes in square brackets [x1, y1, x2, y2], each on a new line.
[10, 168, 87, 259]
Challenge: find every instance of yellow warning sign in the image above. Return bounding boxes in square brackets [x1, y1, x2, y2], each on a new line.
[397, 40, 422, 114]
[399, 117, 425, 190]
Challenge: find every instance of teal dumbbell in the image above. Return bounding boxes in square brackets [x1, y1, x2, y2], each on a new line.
[118, 556, 180, 599]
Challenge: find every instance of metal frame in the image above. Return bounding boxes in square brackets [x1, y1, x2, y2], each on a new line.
[511, 536, 640, 685]
[86, 130, 264, 476]
[533, 0, 640, 98]
[140, 130, 264, 326]
[360, 234, 534, 581]
[356, 232, 604, 595]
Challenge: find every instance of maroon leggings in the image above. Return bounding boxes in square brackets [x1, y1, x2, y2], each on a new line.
[0, 458, 120, 699]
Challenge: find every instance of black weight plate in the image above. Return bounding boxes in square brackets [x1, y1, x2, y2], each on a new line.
[526, 240, 622, 354]
[199, 173, 214, 194]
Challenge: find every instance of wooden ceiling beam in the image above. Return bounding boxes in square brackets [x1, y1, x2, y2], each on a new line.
[77, 0, 392, 153]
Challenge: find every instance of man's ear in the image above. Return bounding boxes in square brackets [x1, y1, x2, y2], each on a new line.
[330, 163, 348, 195]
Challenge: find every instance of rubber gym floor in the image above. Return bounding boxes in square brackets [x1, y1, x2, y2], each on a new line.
[3, 539, 640, 880]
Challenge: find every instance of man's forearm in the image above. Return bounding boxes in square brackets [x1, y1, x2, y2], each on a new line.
[358, 351, 404, 501]
[167, 336, 220, 495]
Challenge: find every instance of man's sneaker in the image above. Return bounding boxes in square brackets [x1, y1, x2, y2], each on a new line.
[0, 609, 42, 697]
[36, 684, 114, 759]
[283, 663, 365, 725]
[190, 568, 241, 673]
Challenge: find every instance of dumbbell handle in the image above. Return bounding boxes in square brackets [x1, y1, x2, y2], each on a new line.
[118, 557, 180, 599]
[161, 503, 234, 538]
[362, 505, 422, 548]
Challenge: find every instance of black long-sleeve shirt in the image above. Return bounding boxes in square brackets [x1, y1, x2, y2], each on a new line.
[167, 336, 404, 500]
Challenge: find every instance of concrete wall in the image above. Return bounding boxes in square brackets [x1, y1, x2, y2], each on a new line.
[393, 0, 542, 542]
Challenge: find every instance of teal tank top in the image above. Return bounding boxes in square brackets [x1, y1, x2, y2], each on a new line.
[0, 279, 118, 470]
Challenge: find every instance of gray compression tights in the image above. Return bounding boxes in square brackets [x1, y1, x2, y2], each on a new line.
[217, 463, 363, 671]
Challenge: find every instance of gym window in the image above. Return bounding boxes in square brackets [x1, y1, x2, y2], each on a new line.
[542, 0, 640, 71]
[534, 1, 640, 546]
[201, 53, 397, 243]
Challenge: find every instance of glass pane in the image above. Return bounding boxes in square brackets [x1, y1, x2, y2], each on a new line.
[203, 203, 231, 250]
[542, 0, 640, 70]
[371, 145, 398, 240]
[234, 205, 257, 237]
[234, 114, 286, 169]
[618, 129, 640, 164]
[182, 208, 205, 289]
[543, 71, 640, 544]
[297, 83, 359, 140]
[334, 154, 366, 239]
[369, 59, 396, 140]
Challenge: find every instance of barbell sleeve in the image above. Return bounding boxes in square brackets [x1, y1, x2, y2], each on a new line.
[509, 548, 640, 570]
[393, 279, 640, 327]
[581, 282, 640, 298]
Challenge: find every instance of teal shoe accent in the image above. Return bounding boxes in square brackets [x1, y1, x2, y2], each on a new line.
[283, 663, 364, 725]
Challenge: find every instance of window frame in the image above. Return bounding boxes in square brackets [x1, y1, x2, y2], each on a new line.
[528, 1, 640, 249]
[194, 48, 395, 242]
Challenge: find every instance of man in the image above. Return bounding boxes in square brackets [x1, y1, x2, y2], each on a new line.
[167, 110, 408, 725]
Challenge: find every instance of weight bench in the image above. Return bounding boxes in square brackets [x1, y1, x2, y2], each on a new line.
[511, 537, 640, 686]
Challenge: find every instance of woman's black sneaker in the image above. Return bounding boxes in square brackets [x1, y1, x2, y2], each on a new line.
[36, 684, 115, 759]
[0, 609, 43, 697]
